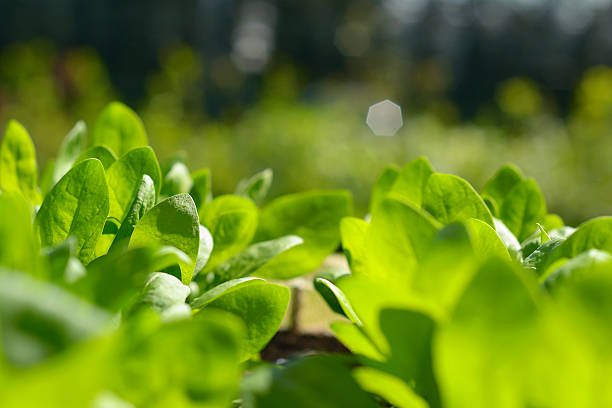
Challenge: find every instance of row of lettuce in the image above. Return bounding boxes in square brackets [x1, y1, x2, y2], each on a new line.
[0, 102, 611, 407]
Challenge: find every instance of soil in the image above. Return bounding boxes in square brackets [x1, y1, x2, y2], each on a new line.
[261, 330, 349, 362]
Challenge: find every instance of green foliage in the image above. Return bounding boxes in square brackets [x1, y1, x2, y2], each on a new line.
[190, 168, 211, 210]
[234, 168, 273, 206]
[201, 281, 290, 360]
[75, 145, 117, 169]
[36, 159, 109, 264]
[129, 194, 200, 285]
[0, 119, 41, 204]
[0, 192, 38, 273]
[423, 173, 494, 227]
[242, 355, 378, 407]
[253, 190, 352, 279]
[106, 146, 161, 223]
[7, 101, 612, 407]
[1, 104, 357, 406]
[481, 164, 523, 214]
[391, 156, 434, 207]
[312, 162, 612, 407]
[369, 165, 399, 212]
[52, 121, 88, 185]
[199, 235, 303, 288]
[91, 102, 148, 157]
[200, 195, 259, 271]
[110, 174, 156, 251]
[499, 178, 547, 242]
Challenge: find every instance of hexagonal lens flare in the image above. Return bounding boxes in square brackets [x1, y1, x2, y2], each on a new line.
[366, 99, 403, 136]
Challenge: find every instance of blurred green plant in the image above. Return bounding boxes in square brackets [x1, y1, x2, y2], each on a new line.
[0, 103, 351, 407]
[305, 157, 612, 408]
[3, 42, 612, 224]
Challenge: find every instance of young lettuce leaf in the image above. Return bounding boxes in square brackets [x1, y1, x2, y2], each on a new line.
[423, 173, 494, 228]
[0, 120, 41, 204]
[201, 281, 289, 360]
[200, 195, 259, 271]
[234, 168, 273, 206]
[106, 146, 161, 224]
[253, 190, 352, 280]
[91, 102, 148, 157]
[75, 145, 117, 169]
[129, 193, 200, 284]
[52, 121, 88, 185]
[390, 156, 434, 208]
[36, 159, 109, 264]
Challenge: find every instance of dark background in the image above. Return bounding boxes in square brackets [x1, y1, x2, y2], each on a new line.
[3, 0, 612, 118]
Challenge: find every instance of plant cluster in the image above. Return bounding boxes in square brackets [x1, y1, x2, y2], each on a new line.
[1, 103, 611, 407]
[0, 102, 351, 407]
[310, 158, 612, 407]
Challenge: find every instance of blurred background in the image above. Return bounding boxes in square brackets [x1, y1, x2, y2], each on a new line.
[2, 0, 612, 224]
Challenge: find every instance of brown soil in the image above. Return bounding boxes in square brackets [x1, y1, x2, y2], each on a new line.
[261, 330, 349, 362]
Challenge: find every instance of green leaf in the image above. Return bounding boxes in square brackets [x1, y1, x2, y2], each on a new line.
[0, 192, 38, 274]
[91, 102, 148, 157]
[194, 225, 214, 276]
[376, 308, 440, 408]
[243, 355, 378, 408]
[72, 247, 156, 312]
[493, 218, 521, 261]
[340, 217, 369, 276]
[314, 271, 361, 325]
[201, 195, 259, 271]
[465, 218, 511, 262]
[370, 165, 399, 212]
[435, 259, 539, 408]
[189, 168, 211, 210]
[204, 281, 289, 360]
[39, 158, 56, 195]
[198, 235, 303, 288]
[390, 157, 434, 207]
[412, 223, 479, 317]
[353, 367, 429, 408]
[523, 238, 565, 276]
[482, 164, 523, 215]
[116, 310, 243, 408]
[0, 120, 40, 204]
[365, 195, 442, 283]
[106, 147, 161, 224]
[75, 145, 117, 169]
[542, 213, 564, 230]
[253, 190, 352, 280]
[41, 236, 86, 284]
[36, 159, 109, 264]
[129, 193, 200, 284]
[190, 277, 264, 309]
[0, 269, 111, 367]
[0, 336, 115, 408]
[160, 161, 193, 197]
[90, 392, 134, 408]
[137, 272, 190, 316]
[150, 246, 193, 273]
[52, 121, 87, 185]
[556, 216, 612, 259]
[537, 223, 551, 243]
[110, 174, 156, 252]
[235, 168, 273, 205]
[423, 173, 493, 227]
[330, 321, 383, 361]
[543, 249, 612, 290]
[499, 178, 547, 242]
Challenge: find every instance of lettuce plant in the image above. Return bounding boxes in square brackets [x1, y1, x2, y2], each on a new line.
[299, 157, 612, 408]
[0, 102, 351, 407]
